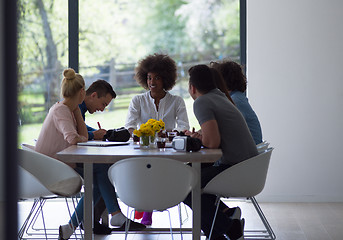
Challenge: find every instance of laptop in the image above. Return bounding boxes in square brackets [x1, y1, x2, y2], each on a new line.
[77, 141, 130, 147]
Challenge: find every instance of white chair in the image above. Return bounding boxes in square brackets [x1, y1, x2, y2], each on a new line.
[256, 141, 270, 153]
[108, 157, 198, 240]
[203, 148, 275, 240]
[21, 143, 36, 151]
[18, 148, 83, 239]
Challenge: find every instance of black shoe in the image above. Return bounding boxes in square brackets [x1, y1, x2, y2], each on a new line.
[112, 219, 146, 231]
[226, 218, 245, 240]
[79, 222, 113, 235]
[79, 222, 84, 230]
[93, 222, 113, 235]
[225, 207, 241, 220]
[212, 234, 228, 240]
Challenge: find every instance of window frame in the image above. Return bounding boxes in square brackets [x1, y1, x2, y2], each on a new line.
[68, 0, 247, 70]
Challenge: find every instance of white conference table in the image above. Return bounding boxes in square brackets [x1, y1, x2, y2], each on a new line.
[57, 141, 222, 240]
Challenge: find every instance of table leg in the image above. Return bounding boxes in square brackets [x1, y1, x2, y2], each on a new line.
[84, 163, 93, 240]
[192, 162, 201, 240]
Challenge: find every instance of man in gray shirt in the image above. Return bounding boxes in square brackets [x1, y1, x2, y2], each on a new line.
[184, 64, 257, 240]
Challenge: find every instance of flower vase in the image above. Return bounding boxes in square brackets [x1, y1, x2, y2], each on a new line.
[140, 134, 157, 149]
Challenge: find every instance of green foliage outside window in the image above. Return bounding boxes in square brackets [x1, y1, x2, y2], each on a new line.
[17, 0, 240, 145]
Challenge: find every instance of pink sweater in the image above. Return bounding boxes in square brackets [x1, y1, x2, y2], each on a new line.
[35, 102, 88, 160]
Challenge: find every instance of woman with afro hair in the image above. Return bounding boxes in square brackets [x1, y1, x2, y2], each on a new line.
[125, 53, 190, 134]
[125, 53, 190, 225]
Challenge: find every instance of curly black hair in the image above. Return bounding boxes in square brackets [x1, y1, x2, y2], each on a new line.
[134, 53, 177, 91]
[210, 59, 247, 92]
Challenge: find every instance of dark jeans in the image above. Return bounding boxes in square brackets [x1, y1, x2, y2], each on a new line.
[76, 164, 108, 224]
[70, 163, 119, 226]
[183, 163, 233, 239]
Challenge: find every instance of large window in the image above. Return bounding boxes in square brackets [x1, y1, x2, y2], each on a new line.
[18, 0, 68, 144]
[18, 0, 242, 145]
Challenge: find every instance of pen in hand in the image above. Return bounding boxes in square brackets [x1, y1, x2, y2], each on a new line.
[97, 122, 101, 129]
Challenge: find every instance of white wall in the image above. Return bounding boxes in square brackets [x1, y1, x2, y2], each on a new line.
[248, 0, 343, 202]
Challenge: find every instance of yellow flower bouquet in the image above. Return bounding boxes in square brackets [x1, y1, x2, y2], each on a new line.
[133, 119, 165, 148]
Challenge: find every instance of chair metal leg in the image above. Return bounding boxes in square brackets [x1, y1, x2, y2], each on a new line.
[179, 202, 189, 225]
[124, 207, 131, 240]
[23, 198, 49, 237]
[20, 198, 49, 238]
[166, 210, 175, 240]
[38, 198, 48, 239]
[248, 197, 276, 240]
[208, 197, 276, 240]
[178, 204, 184, 240]
[74, 194, 84, 240]
[111, 207, 187, 238]
[19, 195, 84, 240]
[208, 196, 221, 240]
[67, 195, 84, 240]
[18, 199, 39, 239]
[28, 198, 47, 233]
[27, 197, 65, 235]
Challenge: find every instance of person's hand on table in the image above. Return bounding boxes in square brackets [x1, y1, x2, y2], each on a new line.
[190, 132, 202, 140]
[183, 128, 202, 140]
[93, 129, 107, 140]
[183, 130, 192, 136]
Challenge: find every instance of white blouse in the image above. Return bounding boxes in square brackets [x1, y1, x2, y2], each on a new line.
[125, 91, 190, 132]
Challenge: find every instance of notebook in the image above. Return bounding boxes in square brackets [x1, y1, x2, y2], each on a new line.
[77, 141, 130, 147]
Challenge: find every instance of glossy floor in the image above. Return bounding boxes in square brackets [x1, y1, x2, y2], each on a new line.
[18, 199, 343, 240]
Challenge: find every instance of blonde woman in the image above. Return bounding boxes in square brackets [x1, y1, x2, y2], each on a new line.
[35, 69, 145, 240]
[35, 68, 88, 160]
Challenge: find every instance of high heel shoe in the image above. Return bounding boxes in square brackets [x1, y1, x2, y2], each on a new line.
[141, 212, 153, 225]
[141, 212, 152, 226]
[135, 210, 144, 220]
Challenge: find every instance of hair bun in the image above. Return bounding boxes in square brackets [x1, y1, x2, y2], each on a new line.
[63, 68, 76, 80]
